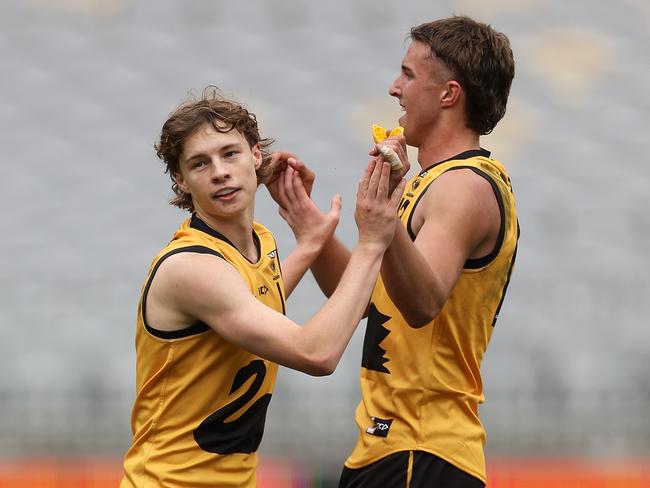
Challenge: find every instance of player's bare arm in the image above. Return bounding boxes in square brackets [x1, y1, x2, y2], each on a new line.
[381, 168, 501, 327]
[149, 161, 405, 376]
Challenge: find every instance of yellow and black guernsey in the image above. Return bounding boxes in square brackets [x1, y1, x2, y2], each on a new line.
[346, 149, 519, 483]
[122, 214, 285, 488]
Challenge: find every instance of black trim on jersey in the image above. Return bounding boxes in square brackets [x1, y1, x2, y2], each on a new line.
[447, 166, 506, 269]
[406, 149, 492, 241]
[142, 245, 224, 339]
[275, 251, 283, 277]
[491, 221, 520, 327]
[190, 213, 261, 265]
[405, 164, 507, 270]
[406, 180, 432, 241]
[418, 148, 491, 176]
[275, 282, 286, 315]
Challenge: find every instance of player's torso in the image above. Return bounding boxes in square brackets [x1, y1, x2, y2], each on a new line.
[122, 214, 285, 488]
[349, 150, 519, 483]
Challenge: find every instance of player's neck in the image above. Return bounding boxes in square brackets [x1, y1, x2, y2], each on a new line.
[195, 209, 259, 262]
[416, 125, 480, 169]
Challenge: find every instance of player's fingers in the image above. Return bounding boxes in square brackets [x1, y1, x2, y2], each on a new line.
[357, 159, 376, 200]
[377, 161, 391, 199]
[368, 145, 380, 157]
[366, 159, 385, 200]
[328, 194, 342, 221]
[266, 153, 287, 185]
[287, 157, 315, 195]
[283, 166, 299, 203]
[275, 169, 290, 208]
[288, 157, 314, 179]
[291, 168, 310, 202]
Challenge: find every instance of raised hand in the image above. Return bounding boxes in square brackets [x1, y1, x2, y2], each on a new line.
[276, 162, 341, 252]
[355, 160, 406, 250]
[266, 151, 315, 206]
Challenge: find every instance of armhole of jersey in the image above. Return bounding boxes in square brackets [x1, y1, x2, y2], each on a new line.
[406, 181, 435, 241]
[443, 166, 505, 269]
[142, 245, 225, 339]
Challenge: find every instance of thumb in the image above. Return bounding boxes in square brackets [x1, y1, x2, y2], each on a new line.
[329, 194, 342, 220]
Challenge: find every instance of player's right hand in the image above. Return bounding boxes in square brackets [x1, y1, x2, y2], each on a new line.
[267, 151, 315, 205]
[354, 160, 406, 250]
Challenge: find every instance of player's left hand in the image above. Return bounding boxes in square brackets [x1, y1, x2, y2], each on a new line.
[276, 162, 341, 251]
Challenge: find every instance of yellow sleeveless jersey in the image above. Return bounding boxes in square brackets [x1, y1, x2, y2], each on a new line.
[122, 214, 285, 488]
[346, 149, 519, 483]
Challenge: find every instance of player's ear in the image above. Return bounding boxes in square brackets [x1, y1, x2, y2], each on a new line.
[252, 144, 262, 170]
[174, 171, 190, 194]
[440, 80, 462, 108]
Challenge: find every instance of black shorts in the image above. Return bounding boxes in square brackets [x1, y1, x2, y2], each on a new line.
[338, 450, 485, 488]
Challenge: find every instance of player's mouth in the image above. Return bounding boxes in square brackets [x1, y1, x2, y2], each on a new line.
[213, 187, 240, 201]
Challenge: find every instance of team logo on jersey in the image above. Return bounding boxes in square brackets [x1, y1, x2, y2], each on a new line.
[405, 177, 421, 198]
[267, 250, 280, 280]
[366, 416, 393, 437]
[397, 198, 410, 218]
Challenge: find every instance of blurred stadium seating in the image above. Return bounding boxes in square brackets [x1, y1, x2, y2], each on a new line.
[2, 0, 649, 485]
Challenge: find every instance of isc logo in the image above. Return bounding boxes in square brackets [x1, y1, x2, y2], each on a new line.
[366, 416, 393, 438]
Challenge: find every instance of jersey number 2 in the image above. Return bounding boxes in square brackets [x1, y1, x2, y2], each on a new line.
[193, 359, 272, 454]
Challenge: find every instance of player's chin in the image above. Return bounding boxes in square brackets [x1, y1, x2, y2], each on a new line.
[400, 124, 410, 143]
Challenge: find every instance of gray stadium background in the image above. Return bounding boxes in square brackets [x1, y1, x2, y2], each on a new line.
[2, 0, 649, 475]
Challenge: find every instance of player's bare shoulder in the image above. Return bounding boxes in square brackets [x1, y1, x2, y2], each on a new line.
[147, 251, 241, 331]
[157, 251, 234, 288]
[413, 169, 500, 246]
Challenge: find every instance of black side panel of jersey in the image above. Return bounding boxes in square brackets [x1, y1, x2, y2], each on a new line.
[361, 304, 391, 373]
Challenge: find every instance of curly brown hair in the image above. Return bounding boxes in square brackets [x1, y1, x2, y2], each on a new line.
[410, 16, 515, 135]
[155, 86, 274, 212]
